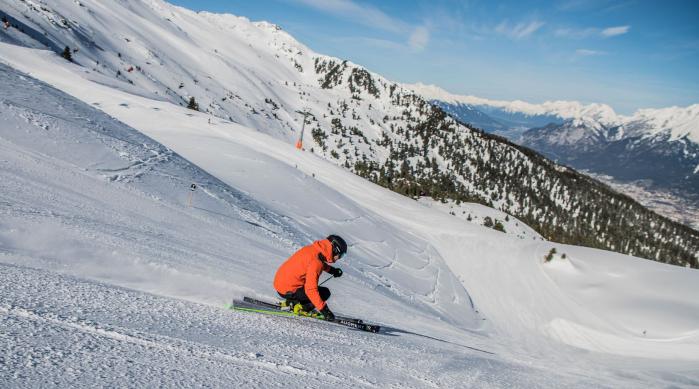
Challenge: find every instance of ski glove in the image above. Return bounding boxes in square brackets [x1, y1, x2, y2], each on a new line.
[320, 306, 335, 321]
[328, 267, 343, 278]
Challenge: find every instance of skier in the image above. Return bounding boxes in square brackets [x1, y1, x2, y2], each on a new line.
[273, 235, 347, 321]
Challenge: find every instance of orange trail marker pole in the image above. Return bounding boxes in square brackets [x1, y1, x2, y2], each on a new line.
[296, 111, 310, 150]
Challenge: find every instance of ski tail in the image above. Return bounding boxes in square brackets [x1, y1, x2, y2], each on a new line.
[333, 318, 380, 333]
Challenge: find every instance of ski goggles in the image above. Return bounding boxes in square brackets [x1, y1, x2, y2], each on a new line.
[333, 246, 345, 259]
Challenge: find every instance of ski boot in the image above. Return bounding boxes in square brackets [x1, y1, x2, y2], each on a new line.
[292, 303, 324, 319]
[279, 299, 297, 311]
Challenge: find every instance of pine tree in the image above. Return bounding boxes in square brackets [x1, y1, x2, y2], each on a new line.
[494, 220, 506, 233]
[61, 46, 73, 62]
[187, 97, 199, 111]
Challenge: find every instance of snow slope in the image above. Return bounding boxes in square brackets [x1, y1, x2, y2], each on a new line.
[416, 198, 543, 241]
[0, 60, 501, 388]
[2, 44, 699, 387]
[0, 0, 406, 144]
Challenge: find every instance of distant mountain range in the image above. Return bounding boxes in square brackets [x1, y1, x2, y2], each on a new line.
[409, 83, 699, 227]
[520, 117, 699, 203]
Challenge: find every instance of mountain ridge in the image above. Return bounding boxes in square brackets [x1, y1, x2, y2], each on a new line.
[408, 82, 699, 144]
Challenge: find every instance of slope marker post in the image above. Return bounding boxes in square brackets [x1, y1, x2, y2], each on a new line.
[188, 183, 197, 207]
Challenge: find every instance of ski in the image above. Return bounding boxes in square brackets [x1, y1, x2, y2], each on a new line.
[332, 318, 380, 333]
[242, 296, 365, 324]
[231, 298, 380, 333]
[242, 296, 285, 309]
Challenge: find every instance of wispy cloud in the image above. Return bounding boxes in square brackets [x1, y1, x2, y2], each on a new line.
[329, 31, 429, 54]
[576, 48, 606, 56]
[290, 0, 429, 51]
[409, 26, 430, 51]
[556, 0, 629, 12]
[291, 0, 406, 33]
[554, 27, 598, 39]
[601, 25, 630, 37]
[555, 25, 631, 39]
[495, 20, 545, 40]
[601, 1, 637, 13]
[329, 36, 406, 51]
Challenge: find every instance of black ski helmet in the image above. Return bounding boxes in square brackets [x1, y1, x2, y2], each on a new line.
[327, 235, 347, 259]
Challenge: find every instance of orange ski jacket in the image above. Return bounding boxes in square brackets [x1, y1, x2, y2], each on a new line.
[273, 239, 336, 310]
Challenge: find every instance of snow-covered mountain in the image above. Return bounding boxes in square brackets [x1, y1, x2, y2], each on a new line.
[431, 100, 512, 135]
[410, 82, 699, 221]
[0, 0, 403, 143]
[2, 42, 699, 388]
[409, 82, 699, 143]
[520, 111, 699, 206]
[625, 104, 699, 143]
[408, 82, 620, 129]
[1, 0, 697, 267]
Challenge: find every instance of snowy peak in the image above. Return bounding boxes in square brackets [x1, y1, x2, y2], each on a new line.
[526, 120, 612, 149]
[0, 0, 323, 139]
[625, 104, 699, 143]
[406, 82, 464, 104]
[577, 103, 618, 126]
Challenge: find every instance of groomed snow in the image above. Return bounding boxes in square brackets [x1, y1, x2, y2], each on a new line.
[2, 44, 699, 388]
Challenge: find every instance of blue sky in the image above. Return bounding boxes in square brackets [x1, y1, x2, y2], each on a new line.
[169, 0, 699, 114]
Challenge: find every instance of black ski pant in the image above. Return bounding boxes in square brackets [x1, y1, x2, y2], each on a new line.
[278, 286, 330, 311]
